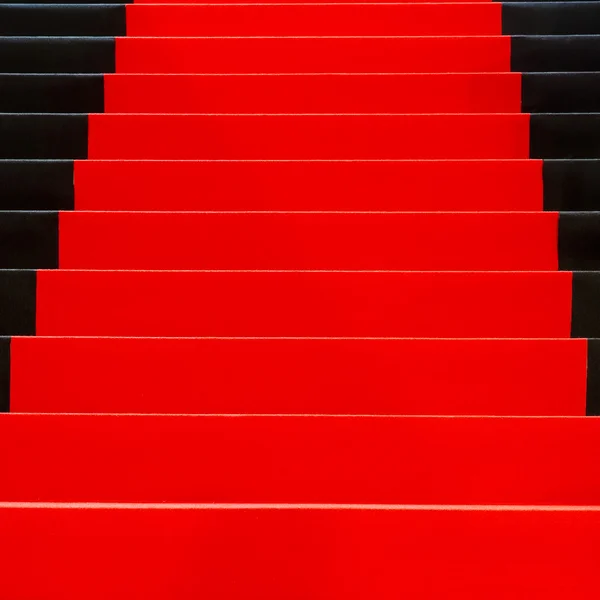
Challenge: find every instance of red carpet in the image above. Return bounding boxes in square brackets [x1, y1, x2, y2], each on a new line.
[1, 0, 600, 596]
[74, 159, 544, 211]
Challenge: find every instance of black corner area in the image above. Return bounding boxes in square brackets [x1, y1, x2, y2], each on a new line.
[0, 37, 116, 74]
[558, 213, 600, 271]
[587, 339, 600, 415]
[571, 272, 600, 338]
[0, 161, 74, 211]
[0, 212, 59, 270]
[0, 271, 36, 336]
[511, 36, 600, 72]
[543, 160, 600, 211]
[530, 114, 600, 159]
[543, 160, 600, 212]
[522, 74, 600, 114]
[0, 337, 9, 412]
[0, 75, 104, 114]
[503, 3, 600, 36]
[0, 114, 88, 160]
[0, 5, 126, 36]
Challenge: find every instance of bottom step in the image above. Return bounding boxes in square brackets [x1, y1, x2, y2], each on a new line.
[0, 503, 598, 599]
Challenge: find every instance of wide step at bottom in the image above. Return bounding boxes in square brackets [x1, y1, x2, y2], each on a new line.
[1, 504, 598, 599]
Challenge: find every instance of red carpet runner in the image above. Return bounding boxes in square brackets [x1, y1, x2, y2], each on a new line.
[1, 0, 600, 597]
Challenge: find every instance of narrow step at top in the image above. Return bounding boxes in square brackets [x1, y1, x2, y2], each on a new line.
[3, 3, 505, 36]
[2, 413, 600, 504]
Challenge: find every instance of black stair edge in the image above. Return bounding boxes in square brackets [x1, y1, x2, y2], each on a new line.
[0, 37, 115, 74]
[0, 114, 88, 160]
[0, 212, 59, 270]
[0, 5, 126, 36]
[558, 213, 600, 271]
[571, 272, 600, 339]
[0, 74, 104, 114]
[530, 113, 600, 160]
[0, 271, 36, 337]
[588, 339, 600, 416]
[6, 0, 130, 3]
[511, 36, 600, 73]
[0, 337, 8, 413]
[523, 73, 600, 114]
[503, 3, 600, 36]
[543, 160, 600, 212]
[0, 161, 74, 211]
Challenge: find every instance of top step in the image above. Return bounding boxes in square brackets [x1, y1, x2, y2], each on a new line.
[3, 3, 600, 36]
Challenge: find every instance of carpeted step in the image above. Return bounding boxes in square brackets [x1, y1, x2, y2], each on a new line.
[3, 270, 600, 338]
[114, 36, 511, 73]
[2, 413, 600, 503]
[88, 114, 531, 160]
[4, 3, 600, 37]
[4, 35, 598, 74]
[3, 114, 600, 161]
[123, 3, 505, 36]
[56, 211, 562, 271]
[103, 73, 523, 114]
[4, 337, 595, 416]
[70, 159, 600, 212]
[0, 113, 533, 160]
[6, 210, 600, 270]
[0, 161, 597, 215]
[2, 503, 599, 599]
[0, 159, 546, 212]
[5, 73, 600, 115]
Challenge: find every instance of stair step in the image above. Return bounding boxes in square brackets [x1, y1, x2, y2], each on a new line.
[2, 503, 598, 598]
[123, 3, 503, 36]
[5, 337, 591, 416]
[3, 270, 593, 338]
[115, 35, 510, 73]
[71, 158, 545, 212]
[103, 73, 522, 114]
[2, 413, 600, 503]
[55, 211, 560, 271]
[87, 114, 530, 160]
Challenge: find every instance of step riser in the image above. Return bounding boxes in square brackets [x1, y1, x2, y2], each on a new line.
[4, 114, 600, 161]
[2, 270, 590, 338]
[3, 4, 600, 36]
[5, 74, 600, 115]
[2, 414, 600, 503]
[5, 338, 590, 416]
[88, 114, 531, 161]
[1, 505, 599, 599]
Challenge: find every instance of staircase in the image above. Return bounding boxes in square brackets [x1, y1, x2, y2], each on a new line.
[1, 0, 600, 596]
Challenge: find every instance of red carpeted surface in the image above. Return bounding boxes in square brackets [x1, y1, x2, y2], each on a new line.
[2, 0, 600, 597]
[74, 159, 544, 211]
